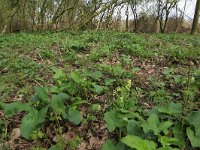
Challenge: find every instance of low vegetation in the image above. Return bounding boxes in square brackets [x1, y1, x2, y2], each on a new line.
[0, 31, 200, 149]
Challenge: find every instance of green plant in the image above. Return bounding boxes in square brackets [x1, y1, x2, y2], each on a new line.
[103, 102, 200, 149]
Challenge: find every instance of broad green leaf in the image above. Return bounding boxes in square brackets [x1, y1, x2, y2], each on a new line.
[101, 140, 115, 150]
[104, 110, 118, 132]
[91, 71, 103, 80]
[49, 142, 66, 150]
[141, 114, 172, 135]
[121, 135, 157, 150]
[91, 103, 101, 112]
[173, 123, 185, 146]
[71, 72, 84, 83]
[93, 84, 104, 94]
[57, 93, 69, 101]
[186, 128, 200, 148]
[52, 68, 65, 79]
[186, 111, 200, 137]
[132, 67, 141, 74]
[126, 112, 145, 122]
[1, 102, 31, 117]
[158, 147, 180, 150]
[158, 102, 182, 115]
[141, 114, 159, 135]
[20, 107, 48, 139]
[115, 142, 126, 150]
[105, 78, 116, 86]
[127, 120, 143, 136]
[158, 121, 173, 134]
[34, 86, 49, 103]
[51, 94, 66, 117]
[159, 136, 180, 147]
[68, 109, 82, 125]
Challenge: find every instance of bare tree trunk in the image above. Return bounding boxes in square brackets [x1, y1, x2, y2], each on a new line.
[131, 0, 138, 32]
[175, 0, 187, 32]
[155, 18, 160, 33]
[79, 0, 118, 29]
[96, 12, 105, 30]
[2, 20, 8, 35]
[125, 6, 129, 31]
[155, 0, 161, 33]
[191, 0, 200, 35]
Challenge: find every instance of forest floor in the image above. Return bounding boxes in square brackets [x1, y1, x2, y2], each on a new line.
[0, 31, 200, 150]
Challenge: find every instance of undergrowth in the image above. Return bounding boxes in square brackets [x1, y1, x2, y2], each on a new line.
[0, 31, 200, 149]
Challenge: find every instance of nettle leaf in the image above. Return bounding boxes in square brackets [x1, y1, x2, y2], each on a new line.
[186, 127, 200, 148]
[68, 109, 82, 125]
[20, 107, 48, 139]
[121, 135, 157, 150]
[1, 102, 31, 117]
[141, 114, 173, 135]
[158, 102, 182, 115]
[104, 110, 118, 132]
[34, 86, 49, 103]
[71, 72, 84, 83]
[101, 140, 115, 150]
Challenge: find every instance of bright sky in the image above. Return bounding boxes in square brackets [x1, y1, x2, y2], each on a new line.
[178, 0, 196, 20]
[119, 0, 197, 21]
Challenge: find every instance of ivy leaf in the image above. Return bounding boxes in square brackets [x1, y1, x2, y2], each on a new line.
[1, 102, 31, 117]
[101, 140, 115, 150]
[68, 109, 82, 125]
[20, 107, 48, 139]
[121, 135, 157, 150]
[186, 128, 200, 148]
[71, 72, 84, 83]
[158, 102, 182, 116]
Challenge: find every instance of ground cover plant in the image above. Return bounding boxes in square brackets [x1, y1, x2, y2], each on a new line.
[0, 31, 200, 150]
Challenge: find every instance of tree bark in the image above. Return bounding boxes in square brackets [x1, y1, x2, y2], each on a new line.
[191, 0, 200, 35]
[125, 6, 129, 31]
